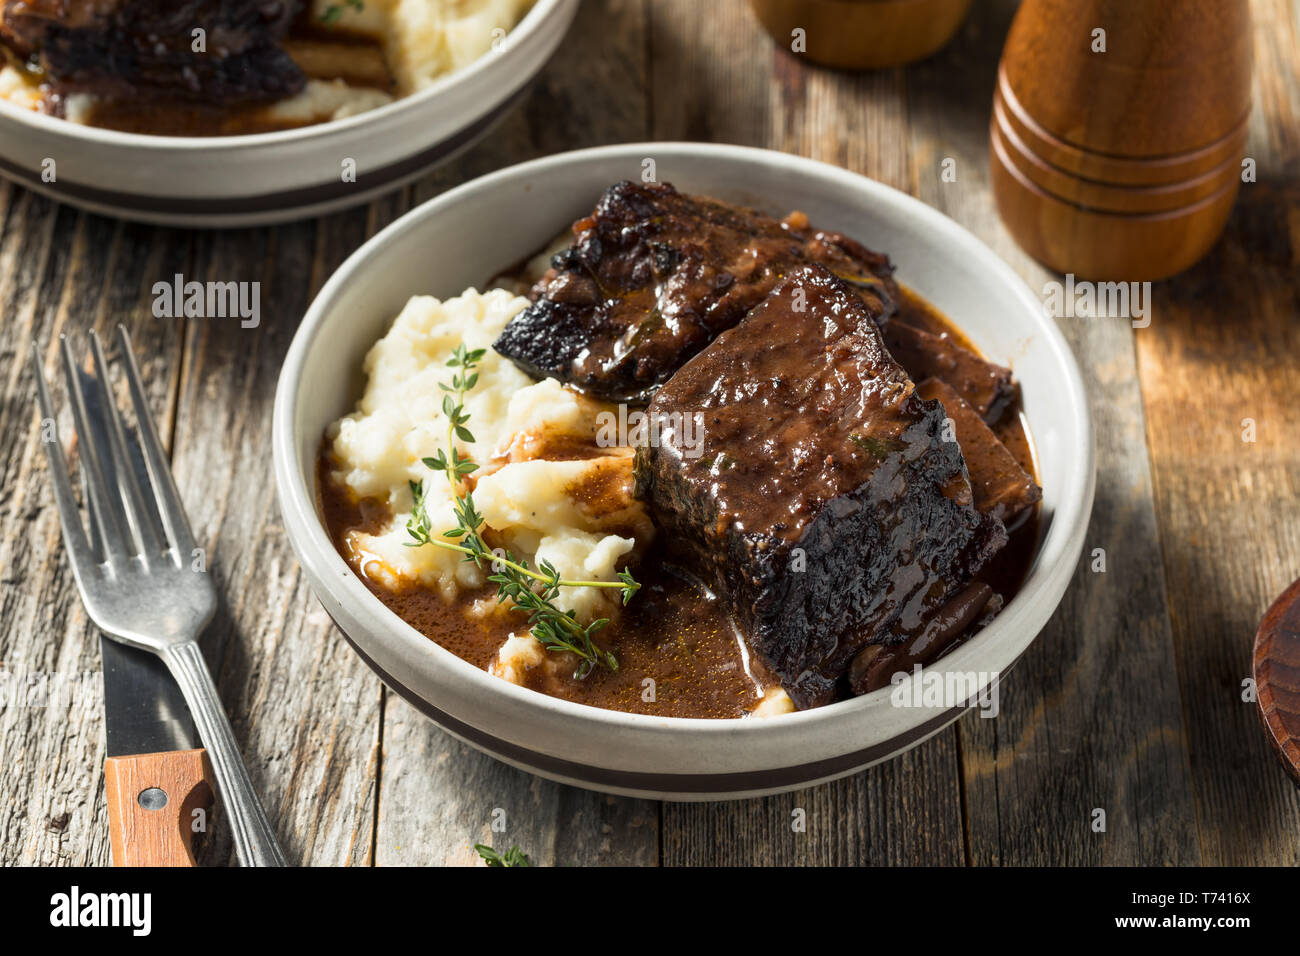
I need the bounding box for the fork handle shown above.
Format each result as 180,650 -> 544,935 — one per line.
105,748 -> 214,866
161,642 -> 288,867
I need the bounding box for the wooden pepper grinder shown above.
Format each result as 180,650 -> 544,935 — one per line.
990,0 -> 1253,281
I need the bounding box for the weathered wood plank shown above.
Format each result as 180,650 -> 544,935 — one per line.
908,0 -> 1202,866
372,0 -> 660,867
375,695 -> 658,866
1130,0 -> 1300,866
0,201 -> 191,865
170,213 -> 383,866
661,744 -> 965,867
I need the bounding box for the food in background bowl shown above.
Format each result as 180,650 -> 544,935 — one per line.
319,181 -> 1042,719
0,0 -> 534,134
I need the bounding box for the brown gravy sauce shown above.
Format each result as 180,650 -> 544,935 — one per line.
320,469 -> 773,719
318,285 -> 1041,719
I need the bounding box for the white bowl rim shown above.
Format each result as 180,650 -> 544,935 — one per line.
273,141 -> 1096,739
0,0 -> 566,151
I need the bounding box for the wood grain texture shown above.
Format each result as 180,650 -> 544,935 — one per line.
0,0 -> 1297,868
661,742 -> 965,867
1130,0 -> 1300,863
375,695 -> 657,866
104,749 -> 214,867
172,215 -> 387,866
0,204 -> 188,866
912,0 -> 1203,866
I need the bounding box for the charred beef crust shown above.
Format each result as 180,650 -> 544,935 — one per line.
1,1 -> 305,104
916,377 -> 1041,527
636,265 -> 1007,708
493,181 -> 900,404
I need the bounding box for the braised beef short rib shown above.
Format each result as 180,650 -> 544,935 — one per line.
884,319 -> 1016,422
916,377 -> 1041,527
635,264 -> 1008,708
0,1 -> 305,105
493,181 -> 900,403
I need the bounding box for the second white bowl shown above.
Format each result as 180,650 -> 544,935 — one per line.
0,0 -> 577,227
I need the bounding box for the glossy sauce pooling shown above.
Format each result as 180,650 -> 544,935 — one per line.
319,459 -> 773,718
514,561 -> 776,717
319,285 -> 1041,717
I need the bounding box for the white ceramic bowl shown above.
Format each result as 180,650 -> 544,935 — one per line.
273,143 -> 1095,800
0,0 -> 577,228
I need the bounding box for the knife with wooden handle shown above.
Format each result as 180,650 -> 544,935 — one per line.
99,594 -> 215,866
78,366 -> 218,867
105,748 -> 215,867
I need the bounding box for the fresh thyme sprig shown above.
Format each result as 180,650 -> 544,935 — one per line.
475,843 -> 530,867
319,0 -> 364,25
405,345 -> 639,678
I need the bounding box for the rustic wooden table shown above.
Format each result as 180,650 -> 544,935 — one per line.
3,0 -> 1298,867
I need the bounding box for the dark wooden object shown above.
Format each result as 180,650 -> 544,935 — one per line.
991,0 -> 1254,280
748,0 -> 972,70
1256,580 -> 1300,786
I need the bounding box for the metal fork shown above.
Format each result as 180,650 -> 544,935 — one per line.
32,326 -> 287,867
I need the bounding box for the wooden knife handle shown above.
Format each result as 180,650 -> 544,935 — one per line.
104,748 -> 215,867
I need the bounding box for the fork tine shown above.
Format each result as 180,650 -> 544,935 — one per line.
89,329 -> 166,559
116,325 -> 196,559
59,335 -> 132,561
73,364 -> 110,565
31,344 -> 97,571
77,449 -> 105,562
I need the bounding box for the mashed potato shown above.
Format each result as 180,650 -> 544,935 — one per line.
327,288 -> 648,628
274,0 -> 539,124
260,79 -> 394,125
379,0 -> 536,95
300,0 -> 538,99
492,632 -> 546,684
0,66 -> 42,112
751,688 -> 796,717
329,287 -> 796,716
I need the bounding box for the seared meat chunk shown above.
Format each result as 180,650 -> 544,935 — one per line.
493,181 -> 899,403
883,319 -> 1016,422
635,265 -> 1007,709
917,378 -> 1041,528
1,0 -> 305,104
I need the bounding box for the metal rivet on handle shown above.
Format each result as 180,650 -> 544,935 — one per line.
138,787 -> 168,810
